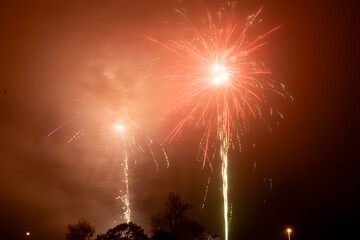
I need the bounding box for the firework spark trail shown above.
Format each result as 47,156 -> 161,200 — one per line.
116,147 -> 131,223
148,141 -> 159,171
47,111 -> 82,136
201,177 -> 211,211
66,128 -> 85,144
113,122 -> 169,222
220,117 -> 229,240
148,4 -> 290,239
162,147 -> 170,168
114,124 -> 133,223
122,150 -> 131,223
47,125 -> 63,136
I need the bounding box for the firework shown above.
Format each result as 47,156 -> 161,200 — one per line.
148,4 -> 290,240
106,111 -> 169,223
48,107 -> 168,224
112,122 -> 132,223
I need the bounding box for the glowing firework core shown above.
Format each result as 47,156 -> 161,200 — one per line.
211,64 -> 229,85
114,124 -> 124,132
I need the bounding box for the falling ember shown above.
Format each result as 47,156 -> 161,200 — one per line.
148,3 -> 291,239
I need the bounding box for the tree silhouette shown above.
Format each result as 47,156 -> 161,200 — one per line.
151,230 -> 175,240
65,219 -> 95,240
151,192 -> 206,240
95,222 -> 148,240
178,218 -> 205,240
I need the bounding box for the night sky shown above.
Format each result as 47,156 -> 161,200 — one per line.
0,0 -> 359,240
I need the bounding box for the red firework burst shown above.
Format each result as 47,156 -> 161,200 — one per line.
148,6 -> 289,167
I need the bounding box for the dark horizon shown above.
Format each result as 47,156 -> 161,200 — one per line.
0,0 -> 358,239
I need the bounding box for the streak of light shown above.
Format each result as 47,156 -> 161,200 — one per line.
162,147 -> 170,168
66,128 -> 85,144
201,177 -> 211,211
47,125 -> 63,136
220,122 -> 229,240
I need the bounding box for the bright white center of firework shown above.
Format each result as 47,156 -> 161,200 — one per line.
211,64 -> 229,85
212,64 -> 221,72
115,124 -> 124,131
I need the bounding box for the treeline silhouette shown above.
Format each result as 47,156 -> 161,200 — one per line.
65,192 -> 220,240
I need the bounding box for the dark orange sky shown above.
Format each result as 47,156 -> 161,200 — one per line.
0,0 -> 358,240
